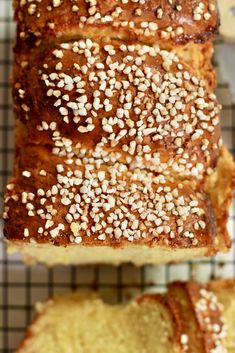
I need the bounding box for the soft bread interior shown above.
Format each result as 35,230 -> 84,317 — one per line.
15,281 -> 235,353
16,293 -> 180,353
7,241 -> 210,266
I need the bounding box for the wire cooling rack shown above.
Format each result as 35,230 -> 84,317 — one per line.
0,1 -> 235,352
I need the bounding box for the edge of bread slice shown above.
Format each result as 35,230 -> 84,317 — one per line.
15,279 -> 235,353
6,145 -> 235,266
209,279 -> 235,353
16,291 -> 183,353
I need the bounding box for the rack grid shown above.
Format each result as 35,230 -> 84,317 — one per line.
0,1 -> 234,352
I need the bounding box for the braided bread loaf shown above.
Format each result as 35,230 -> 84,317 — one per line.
16,279 -> 235,353
3,0 -> 234,265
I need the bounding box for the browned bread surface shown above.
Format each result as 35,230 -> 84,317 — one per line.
14,0 -> 219,47
4,143 -> 233,265
168,281 -> 228,353
13,40 -> 220,174
3,0 -> 235,264
167,283 -> 206,353
5,38 -> 235,264
4,145 -> 233,264
3,143 -> 217,248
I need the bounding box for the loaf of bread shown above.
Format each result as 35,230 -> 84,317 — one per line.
16,279 -> 235,353
3,1 -> 235,265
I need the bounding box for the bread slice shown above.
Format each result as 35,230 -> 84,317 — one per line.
16,279 -> 235,353
5,146 -> 232,265
16,292 -> 183,353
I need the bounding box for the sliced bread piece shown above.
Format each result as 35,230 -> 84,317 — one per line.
16,292 -> 183,353
16,279 -> 235,353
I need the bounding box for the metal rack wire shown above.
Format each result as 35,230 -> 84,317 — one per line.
0,1 -> 234,352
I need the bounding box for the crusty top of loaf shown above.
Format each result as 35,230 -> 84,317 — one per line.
5,0 -> 234,252
13,39 -> 221,179
4,37 -> 231,249
14,0 -> 219,46
3,143 -> 217,247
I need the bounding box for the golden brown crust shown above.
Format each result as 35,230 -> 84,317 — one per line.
14,0 -> 219,49
3,143 -> 217,249
188,282 -> 227,353
209,279 -> 235,353
168,281 -> 227,353
167,282 -> 205,353
13,39 -> 221,176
